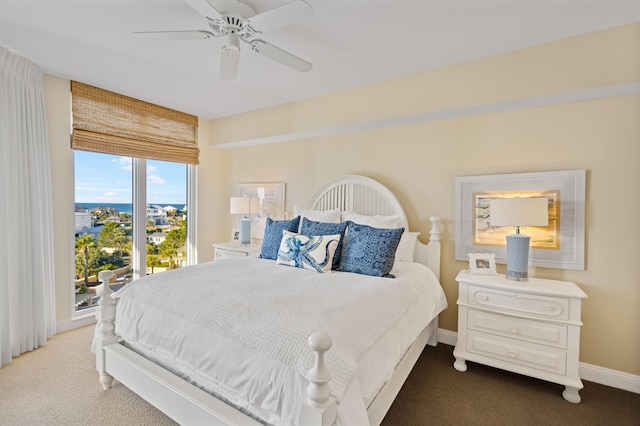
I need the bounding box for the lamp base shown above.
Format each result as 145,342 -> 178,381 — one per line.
239,218 -> 251,246
505,271 -> 529,282
505,233 -> 530,282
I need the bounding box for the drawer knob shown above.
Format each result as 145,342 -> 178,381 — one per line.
481,295 -> 489,301
509,326 -> 518,334
545,305 -> 554,311
509,350 -> 517,358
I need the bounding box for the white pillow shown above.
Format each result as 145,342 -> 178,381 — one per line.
342,211 -> 404,229
395,231 -> 419,263
276,230 -> 341,273
293,206 -> 341,231
391,231 -> 420,273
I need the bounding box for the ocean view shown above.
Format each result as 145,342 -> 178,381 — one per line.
76,202 -> 185,215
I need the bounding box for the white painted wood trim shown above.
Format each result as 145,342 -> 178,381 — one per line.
367,321 -> 437,425
104,343 -> 262,425
579,362 -> 640,395
306,174 -> 408,228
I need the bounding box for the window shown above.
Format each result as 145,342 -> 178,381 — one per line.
73,153 -> 192,312
71,82 -> 198,313
74,152 -> 133,311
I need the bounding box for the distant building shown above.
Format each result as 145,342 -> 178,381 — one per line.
147,232 -> 167,245
164,205 -> 177,213
90,206 -> 119,216
84,224 -> 104,240
147,205 -> 168,225
74,205 -> 94,234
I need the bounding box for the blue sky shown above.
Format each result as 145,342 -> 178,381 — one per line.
74,151 -> 186,204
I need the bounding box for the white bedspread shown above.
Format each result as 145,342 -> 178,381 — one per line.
114,257 -> 447,425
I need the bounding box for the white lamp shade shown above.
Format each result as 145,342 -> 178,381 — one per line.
230,197 -> 251,215
490,197 -> 549,227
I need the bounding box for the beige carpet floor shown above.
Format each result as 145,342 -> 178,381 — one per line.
0,325 -> 638,425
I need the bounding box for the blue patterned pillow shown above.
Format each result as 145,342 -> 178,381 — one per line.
338,222 -> 405,277
260,216 -> 301,260
300,217 -> 348,270
276,231 -> 341,273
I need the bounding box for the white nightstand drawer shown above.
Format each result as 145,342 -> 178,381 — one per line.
215,248 -> 249,259
467,331 -> 567,375
468,309 -> 568,349
213,242 -> 261,260
468,285 -> 569,320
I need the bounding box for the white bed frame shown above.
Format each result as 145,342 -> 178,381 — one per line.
94,175 -> 442,426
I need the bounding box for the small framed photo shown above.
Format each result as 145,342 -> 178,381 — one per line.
469,253 -> 497,275
231,229 -> 240,241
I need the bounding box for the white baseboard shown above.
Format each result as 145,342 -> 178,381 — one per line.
56,314 -> 96,334
579,362 -> 640,394
436,328 -> 458,346
436,328 -> 640,395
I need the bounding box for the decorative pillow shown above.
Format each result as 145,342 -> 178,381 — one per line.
300,218 -> 348,270
259,216 -> 301,260
338,222 -> 405,278
341,211 -> 404,229
293,206 -> 341,228
276,230 -> 341,273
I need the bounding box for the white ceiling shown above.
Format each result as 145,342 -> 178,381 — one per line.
1,0 -> 638,120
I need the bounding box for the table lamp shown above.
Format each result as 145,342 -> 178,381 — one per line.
230,196 -> 258,245
489,197 -> 549,281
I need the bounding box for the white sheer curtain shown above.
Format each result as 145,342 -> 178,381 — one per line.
0,46 -> 56,367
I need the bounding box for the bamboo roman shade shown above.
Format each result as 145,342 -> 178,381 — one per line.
71,81 -> 199,164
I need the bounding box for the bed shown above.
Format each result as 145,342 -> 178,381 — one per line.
93,175 -> 447,425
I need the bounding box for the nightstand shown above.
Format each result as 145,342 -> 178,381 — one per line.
212,241 -> 261,260
453,270 -> 588,403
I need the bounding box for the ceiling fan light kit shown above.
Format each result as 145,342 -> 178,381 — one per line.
135,0 -> 314,80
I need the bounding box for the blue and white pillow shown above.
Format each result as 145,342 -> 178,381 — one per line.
338,222 -> 405,278
260,216 -> 301,260
300,217 -> 348,270
276,230 -> 341,273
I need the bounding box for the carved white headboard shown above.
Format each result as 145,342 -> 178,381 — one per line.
306,175 -> 441,279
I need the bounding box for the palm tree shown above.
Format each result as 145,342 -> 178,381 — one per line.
75,234 -> 96,287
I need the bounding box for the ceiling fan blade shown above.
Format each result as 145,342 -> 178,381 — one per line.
183,0 -> 223,20
220,35 -> 240,80
248,0 -> 313,33
251,40 -> 312,72
133,30 -> 214,40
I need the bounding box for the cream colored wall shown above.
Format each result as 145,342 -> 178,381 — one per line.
45,75 -> 75,323
195,120 -> 232,260
208,24 -> 640,375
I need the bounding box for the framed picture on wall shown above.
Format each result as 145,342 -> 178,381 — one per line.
237,183 -> 286,240
237,182 -> 286,219
454,170 -> 586,270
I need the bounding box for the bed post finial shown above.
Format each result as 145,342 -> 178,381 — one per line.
429,217 -> 441,243
95,270 -> 117,390
301,332 -> 337,426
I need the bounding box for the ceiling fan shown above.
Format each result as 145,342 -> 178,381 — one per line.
135,0 -> 313,80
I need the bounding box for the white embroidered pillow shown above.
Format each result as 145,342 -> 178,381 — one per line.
276,230 -> 341,273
